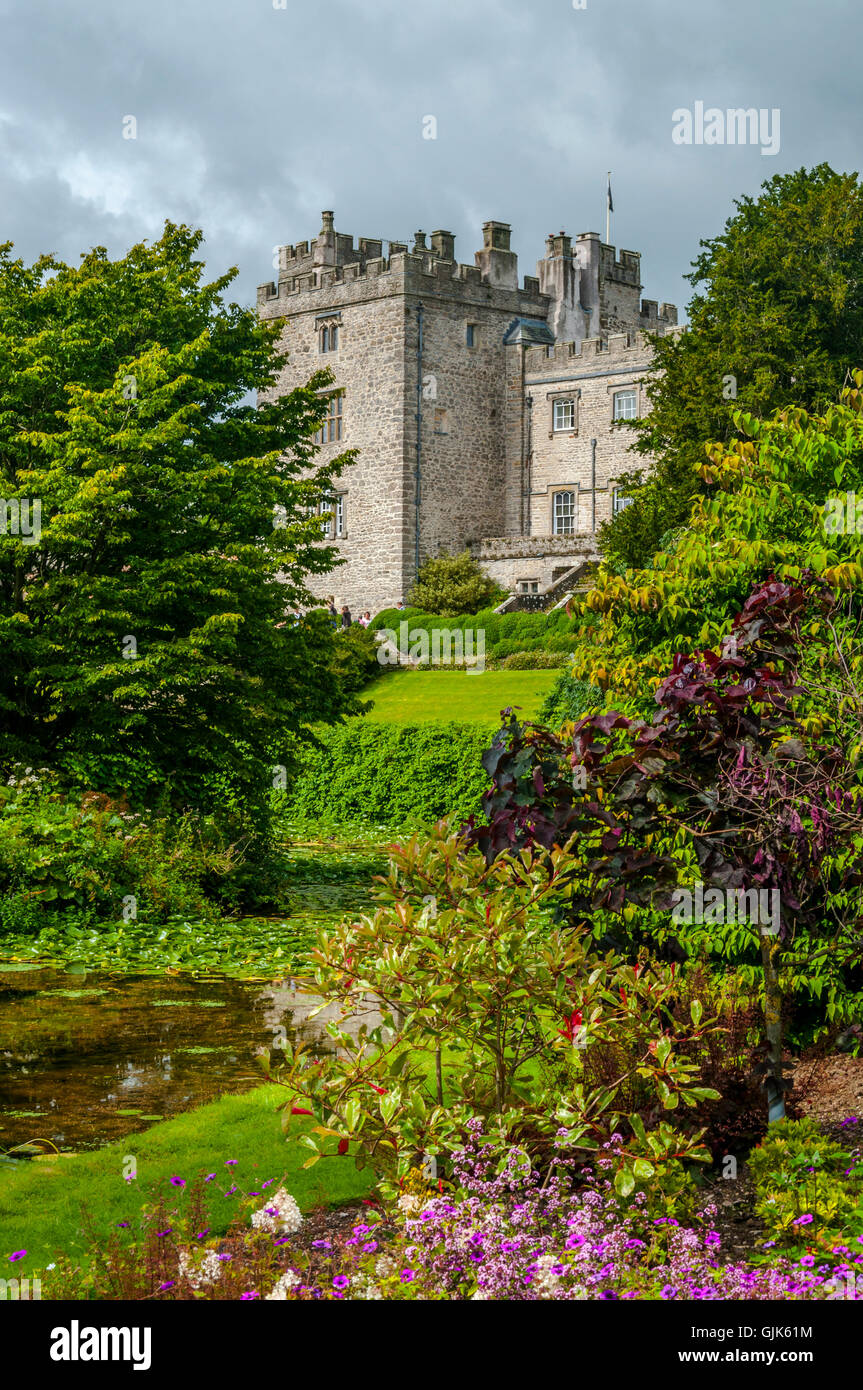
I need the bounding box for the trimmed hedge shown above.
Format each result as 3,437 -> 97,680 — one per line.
284,721 -> 495,827
369,607 -> 578,664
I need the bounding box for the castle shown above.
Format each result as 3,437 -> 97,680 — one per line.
257,213 -> 679,612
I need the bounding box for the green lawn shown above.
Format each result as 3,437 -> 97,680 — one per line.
361,668 -> 559,724
0,1085 -> 373,1278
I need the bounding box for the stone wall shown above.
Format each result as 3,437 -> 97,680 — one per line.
471,534 -> 597,592
257,213 -> 679,612
504,327 -> 682,539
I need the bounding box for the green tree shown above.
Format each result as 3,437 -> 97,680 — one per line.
0,223 -> 360,829
407,549 -> 504,616
600,165 -> 863,570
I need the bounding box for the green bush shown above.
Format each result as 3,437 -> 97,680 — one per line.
539,670 -> 604,726
281,722 -> 494,828
747,1118 -> 863,1240
499,650 -> 571,670
407,550 -> 505,616
0,770 -> 235,931
368,608 -> 579,670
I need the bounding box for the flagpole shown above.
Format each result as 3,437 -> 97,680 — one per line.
606,170 -> 611,244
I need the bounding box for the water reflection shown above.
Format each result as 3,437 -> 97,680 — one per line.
0,966 -> 380,1152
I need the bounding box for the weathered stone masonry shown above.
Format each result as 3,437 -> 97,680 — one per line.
257,213 -> 678,612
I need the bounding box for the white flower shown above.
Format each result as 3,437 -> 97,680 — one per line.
350,1273 -> 383,1300
265,1269 -> 301,1300
251,1187 -> 303,1235
397,1194 -> 422,1216
178,1248 -> 224,1290
375,1253 -> 398,1279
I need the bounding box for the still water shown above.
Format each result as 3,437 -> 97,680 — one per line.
0,965 -> 380,1153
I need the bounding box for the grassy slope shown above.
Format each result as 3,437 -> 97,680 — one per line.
0,1085 -> 373,1276
360,668 -> 558,724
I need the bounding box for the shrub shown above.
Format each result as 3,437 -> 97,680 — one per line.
407,550 -> 505,616
538,670 -> 603,727
281,722 -> 494,829
328,624 -> 379,698
748,1119 -> 863,1241
275,826 -> 718,1190
499,650 -> 570,670
0,769 -> 235,929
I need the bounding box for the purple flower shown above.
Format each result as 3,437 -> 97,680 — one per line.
156,1229 -> 172,1238
194,1229 -> 210,1240
799,1256 -> 816,1268
312,1240 -> 332,1250
400,1269 -> 416,1283
204,1173 -> 216,1182
225,1159 -> 238,1166
157,1281 -> 175,1292
333,1275 -> 349,1290
169,1176 -> 185,1188
8,1251 -> 26,1263
362,1242 -> 378,1254
793,1214 -> 814,1226
241,1291 -> 259,1300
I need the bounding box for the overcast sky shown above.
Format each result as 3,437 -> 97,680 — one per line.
1,0 -> 860,319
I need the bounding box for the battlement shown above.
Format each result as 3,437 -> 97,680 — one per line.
639,298 -> 678,327
520,329 -> 672,374
258,215 -> 548,312
598,241 -> 642,285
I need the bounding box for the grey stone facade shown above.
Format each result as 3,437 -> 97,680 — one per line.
257,213 -> 678,613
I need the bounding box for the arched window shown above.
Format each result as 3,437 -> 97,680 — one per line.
552,491 -> 576,536
320,322 -> 339,353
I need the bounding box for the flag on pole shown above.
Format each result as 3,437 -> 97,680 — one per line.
607,172 -> 613,214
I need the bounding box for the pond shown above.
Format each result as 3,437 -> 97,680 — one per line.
0,966 -> 387,1154
0,845 -> 387,1153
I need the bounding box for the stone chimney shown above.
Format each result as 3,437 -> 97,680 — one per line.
313,210 -> 337,267
538,227 -> 598,344
430,229 -> 455,261
475,220 -> 518,290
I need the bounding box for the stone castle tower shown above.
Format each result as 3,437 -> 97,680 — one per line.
257,212 -> 678,612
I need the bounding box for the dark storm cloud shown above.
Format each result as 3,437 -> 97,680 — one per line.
0,0 -> 861,316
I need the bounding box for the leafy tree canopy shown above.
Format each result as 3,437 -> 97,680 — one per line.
600,164 -> 863,570
0,223 -> 360,824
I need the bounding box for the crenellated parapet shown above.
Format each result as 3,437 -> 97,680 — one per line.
518,327 -> 680,375
257,213 -> 549,318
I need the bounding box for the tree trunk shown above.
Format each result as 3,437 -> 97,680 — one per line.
760,929 -> 786,1124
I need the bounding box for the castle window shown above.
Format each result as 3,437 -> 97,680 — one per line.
518,579 -> 540,595
552,491 -> 576,536
316,494 -> 346,539
433,408 -> 449,434
613,389 -> 637,421
466,324 -> 477,348
314,392 -> 343,445
320,323 -> 339,352
613,488 -> 634,515
553,398 -> 576,432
